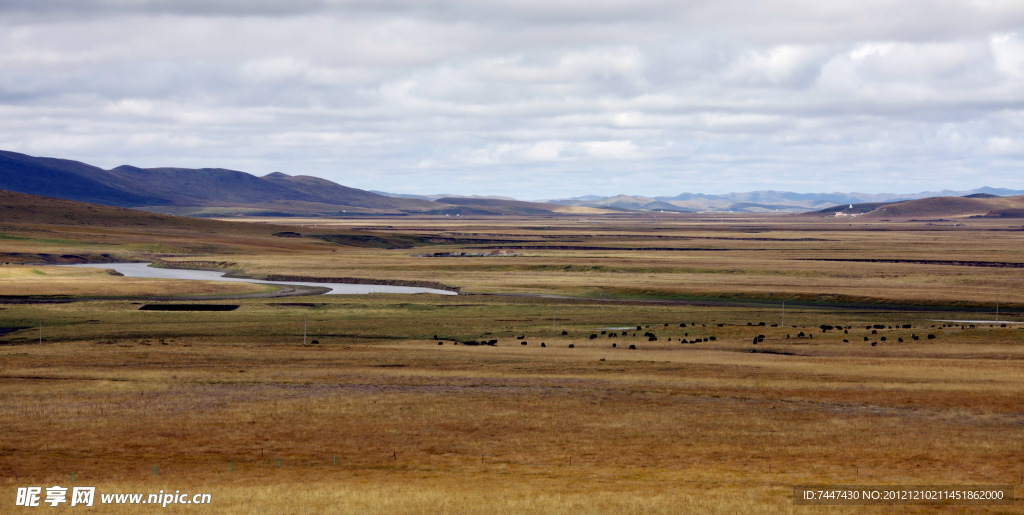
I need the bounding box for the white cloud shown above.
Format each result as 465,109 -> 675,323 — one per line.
105,98 -> 157,117
990,31 -> 1024,79
1,0 -> 1024,197
580,140 -> 640,159
985,136 -> 1024,156
849,42 -> 897,61
727,44 -> 830,86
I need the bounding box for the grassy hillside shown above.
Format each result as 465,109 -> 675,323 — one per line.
263,173 -> 439,212
0,150 -> 163,206
0,190 -> 332,263
816,195 -> 1024,219
864,195 -> 1024,219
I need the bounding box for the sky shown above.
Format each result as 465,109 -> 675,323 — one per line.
2,0 -> 1023,199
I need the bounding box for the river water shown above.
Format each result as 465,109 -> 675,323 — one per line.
60,263 -> 457,296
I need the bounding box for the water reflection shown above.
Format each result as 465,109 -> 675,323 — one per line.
60,263 -> 457,296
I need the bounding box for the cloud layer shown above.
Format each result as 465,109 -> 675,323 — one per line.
2,0 -> 1023,197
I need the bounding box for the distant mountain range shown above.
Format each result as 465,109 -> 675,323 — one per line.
0,150 -> 595,216
2,149 -> 1023,217
373,187 -> 1024,213
0,149 -> 442,215
532,188 -> 1024,213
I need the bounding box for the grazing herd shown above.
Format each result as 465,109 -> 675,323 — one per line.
431,318 -> 1015,351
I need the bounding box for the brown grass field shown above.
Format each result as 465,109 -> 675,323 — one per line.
0,266 -> 277,298
1,205 -> 1023,512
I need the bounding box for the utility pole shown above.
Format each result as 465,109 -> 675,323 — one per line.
303,315 -> 307,345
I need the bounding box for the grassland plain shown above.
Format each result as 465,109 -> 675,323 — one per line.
1,206 -> 1023,512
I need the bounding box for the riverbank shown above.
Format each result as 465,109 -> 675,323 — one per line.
42,262 -> 457,299
151,259 -> 461,293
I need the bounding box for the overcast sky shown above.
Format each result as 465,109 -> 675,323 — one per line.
2,0 -> 1023,199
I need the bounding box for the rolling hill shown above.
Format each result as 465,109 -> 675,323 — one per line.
430,197 -> 606,215
0,150 -> 438,216
814,195 -> 1024,219
0,189 -> 329,264
0,189 -> 251,229
0,150 -> 165,207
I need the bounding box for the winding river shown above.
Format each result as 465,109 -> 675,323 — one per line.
61,263 -> 457,296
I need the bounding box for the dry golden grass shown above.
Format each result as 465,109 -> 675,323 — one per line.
3,213 -> 1024,512
0,266 -> 275,297
1,294 -> 1022,512
172,215 -> 1024,308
